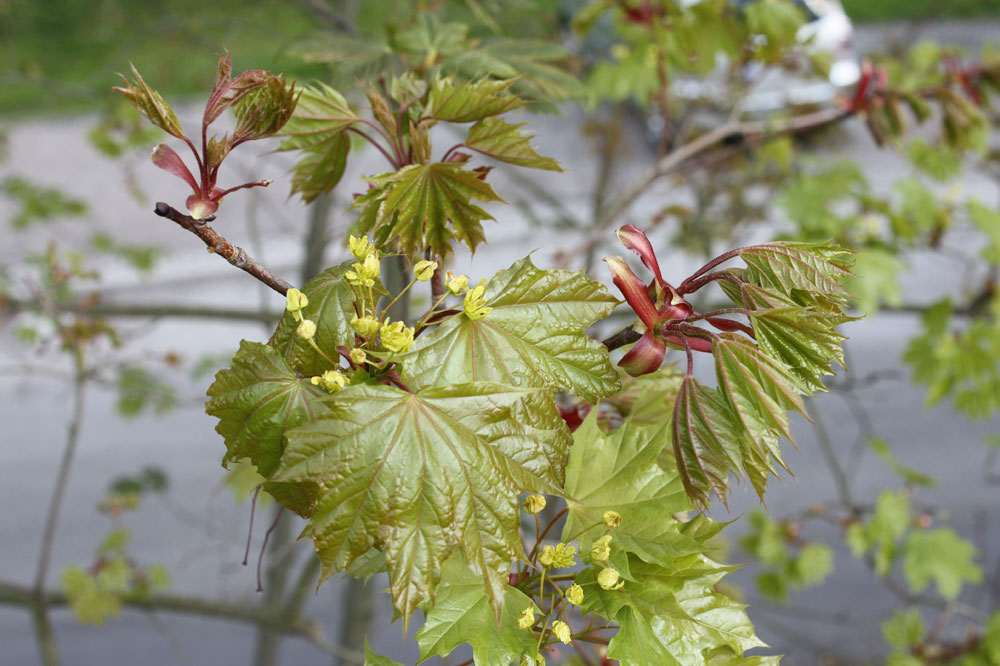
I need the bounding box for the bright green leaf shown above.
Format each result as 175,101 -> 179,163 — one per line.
353,162 -> 504,258
563,413 -> 693,567
272,382 -> 570,629
902,527 -> 983,600
364,639 -> 404,666
416,551 -> 537,665
425,78 -> 525,123
402,256 -> 620,402
206,340 -> 328,478
464,117 -> 561,170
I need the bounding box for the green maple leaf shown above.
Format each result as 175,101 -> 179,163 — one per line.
401,257 -> 620,402
415,551 -> 537,665
425,78 -> 526,123
749,307 -> 851,392
269,260 -> 385,377
271,382 -> 570,629
739,242 -> 852,308
279,83 -> 358,203
902,528 -> 983,600
713,335 -> 808,445
352,162 -> 504,258
672,377 -> 759,508
464,117 -> 561,170
578,556 -> 768,666
206,340 -> 328,478
562,413 -> 695,568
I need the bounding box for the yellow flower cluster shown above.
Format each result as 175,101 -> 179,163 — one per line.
463,279 -> 492,320
380,320 -> 414,354
311,370 -> 347,392
414,259 -> 438,281
345,253 -> 380,288
538,542 -> 576,569
591,535 -> 612,563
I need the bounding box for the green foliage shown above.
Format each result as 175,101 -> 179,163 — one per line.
353,162 -> 505,258
739,512 -> 834,601
115,365 -> 177,418
206,340 -> 328,477
463,118 -> 562,170
901,528 -> 983,601
364,639 -> 405,666
402,257 -> 620,402
271,382 -> 570,629
2,177 -> 88,229
415,551 -> 538,665
845,489 -> 912,576
278,83 -> 358,203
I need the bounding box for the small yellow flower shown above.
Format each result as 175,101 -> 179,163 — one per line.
551,620 -> 571,644
348,235 -> 376,260
603,511 -> 622,528
349,348 -> 367,365
591,535 -> 612,563
311,370 -> 347,392
565,583 -> 584,606
517,604 -> 537,630
597,567 -> 624,590
380,320 -> 415,354
350,315 -> 380,338
414,260 -> 438,282
297,319 -> 317,340
524,494 -> 546,515
540,543 -> 576,569
345,254 -> 380,287
285,288 -> 309,313
445,270 -> 469,295
463,278 -> 492,320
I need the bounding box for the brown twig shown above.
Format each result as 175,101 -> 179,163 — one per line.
602,326 -> 641,351
154,203 -> 294,296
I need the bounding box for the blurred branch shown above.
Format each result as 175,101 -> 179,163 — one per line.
559,106 -> 851,266
153,203 -> 294,296
0,580 -> 363,663
298,0 -> 356,33
3,298 -> 280,323
31,345 -> 86,666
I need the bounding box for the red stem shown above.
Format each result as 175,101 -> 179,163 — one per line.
678,249 -> 743,294
678,270 -> 745,296
347,127 -> 399,169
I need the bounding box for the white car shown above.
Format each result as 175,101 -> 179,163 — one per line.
673,0 -> 861,113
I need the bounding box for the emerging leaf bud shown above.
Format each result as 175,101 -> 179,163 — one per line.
348,234 -> 377,260
597,567 -> 624,590
591,535 -> 612,562
551,620 -> 572,644
414,260 -> 438,282
463,279 -> 493,320
446,271 -> 469,295
379,320 -> 415,354
524,494 -> 546,514
565,583 -> 584,606
517,604 -> 537,630
297,319 -> 317,340
186,197 -> 219,221
311,369 -> 347,392
351,315 -> 380,338
603,511 -> 622,528
349,348 -> 367,365
285,288 -> 309,313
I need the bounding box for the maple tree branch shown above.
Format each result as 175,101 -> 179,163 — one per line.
0,580 -> 364,664
560,106 -> 852,266
601,325 -> 641,351
154,203 -> 294,296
